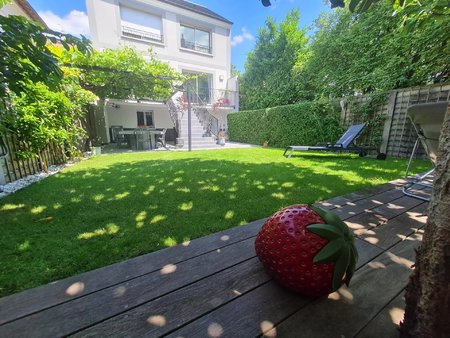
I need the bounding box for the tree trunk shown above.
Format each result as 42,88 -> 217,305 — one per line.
400,105 -> 450,337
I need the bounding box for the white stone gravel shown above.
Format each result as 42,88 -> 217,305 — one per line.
0,162 -> 75,199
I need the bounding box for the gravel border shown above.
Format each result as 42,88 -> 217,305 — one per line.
0,162 -> 76,199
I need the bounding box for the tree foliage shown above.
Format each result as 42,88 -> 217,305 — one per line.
0,13 -> 93,168
240,10 -> 308,110
56,46 -> 182,100
297,0 -> 448,98
0,15 -> 90,101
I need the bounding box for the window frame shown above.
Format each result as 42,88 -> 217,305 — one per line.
137,111 -> 154,128
180,24 -> 212,55
120,6 -> 164,44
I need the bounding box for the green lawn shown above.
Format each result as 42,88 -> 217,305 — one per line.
0,148 -> 430,297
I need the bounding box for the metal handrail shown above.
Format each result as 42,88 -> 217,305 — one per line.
189,90 -> 219,137
166,91 -> 184,136
180,40 -> 211,54
122,26 -> 164,43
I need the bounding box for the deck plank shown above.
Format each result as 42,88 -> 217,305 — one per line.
358,205 -> 427,250
164,239 -> 382,338
71,257 -> 270,338
0,238 -> 256,337
165,281 -> 311,338
269,229 -> 422,338
345,198 -> 425,237
316,179 -> 406,210
355,292 -> 406,338
0,219 -> 265,325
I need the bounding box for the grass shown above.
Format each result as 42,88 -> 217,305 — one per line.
0,148 -> 430,297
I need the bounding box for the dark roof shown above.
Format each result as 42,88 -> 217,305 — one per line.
15,0 -> 47,27
157,0 -> 232,25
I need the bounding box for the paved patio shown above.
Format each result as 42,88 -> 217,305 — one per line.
0,178 -> 428,337
101,141 -> 255,154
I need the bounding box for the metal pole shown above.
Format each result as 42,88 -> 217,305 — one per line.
187,83 -> 192,151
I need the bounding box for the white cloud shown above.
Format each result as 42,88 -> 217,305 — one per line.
39,10 -> 90,37
231,27 -> 254,47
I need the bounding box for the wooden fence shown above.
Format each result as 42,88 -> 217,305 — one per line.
341,83 -> 450,159
0,134 -> 64,185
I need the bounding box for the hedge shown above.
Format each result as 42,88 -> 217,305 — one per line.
228,100 -> 343,148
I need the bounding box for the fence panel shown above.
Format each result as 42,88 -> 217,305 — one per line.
0,134 -> 62,185
341,83 -> 450,159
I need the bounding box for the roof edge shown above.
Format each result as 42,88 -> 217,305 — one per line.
158,0 -> 233,25
15,0 -> 47,27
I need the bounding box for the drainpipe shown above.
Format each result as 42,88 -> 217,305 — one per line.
187,83 -> 192,151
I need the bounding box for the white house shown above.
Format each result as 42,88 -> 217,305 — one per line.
86,0 -> 239,149
0,0 -> 46,26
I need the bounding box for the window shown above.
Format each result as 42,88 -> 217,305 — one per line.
183,71 -> 212,104
137,111 -> 153,127
120,6 -> 163,43
180,25 -> 211,54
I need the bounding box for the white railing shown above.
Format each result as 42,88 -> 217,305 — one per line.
122,26 -> 163,43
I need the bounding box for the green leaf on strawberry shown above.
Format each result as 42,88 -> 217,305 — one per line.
307,205 -> 359,292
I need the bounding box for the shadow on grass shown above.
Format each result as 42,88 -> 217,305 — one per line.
0,151 -> 430,296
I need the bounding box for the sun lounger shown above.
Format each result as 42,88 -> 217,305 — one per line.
283,123 -> 384,159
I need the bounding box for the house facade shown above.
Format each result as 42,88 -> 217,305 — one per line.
0,0 -> 46,26
86,0 -> 239,148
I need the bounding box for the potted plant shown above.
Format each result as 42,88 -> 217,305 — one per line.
217,129 -> 226,146
91,137 -> 102,155
263,140 -> 269,148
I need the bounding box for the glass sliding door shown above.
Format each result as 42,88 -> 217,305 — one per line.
183,71 -> 212,104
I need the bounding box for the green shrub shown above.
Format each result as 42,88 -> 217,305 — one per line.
228,100 -> 343,148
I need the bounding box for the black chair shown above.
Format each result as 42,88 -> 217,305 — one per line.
283,123 -> 385,159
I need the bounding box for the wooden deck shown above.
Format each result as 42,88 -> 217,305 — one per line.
0,179 -> 429,338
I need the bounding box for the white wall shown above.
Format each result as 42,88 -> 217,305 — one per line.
106,102 -> 173,129
86,0 -> 232,91
0,1 -> 30,18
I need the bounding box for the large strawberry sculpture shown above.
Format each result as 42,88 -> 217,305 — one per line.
255,204 -> 358,297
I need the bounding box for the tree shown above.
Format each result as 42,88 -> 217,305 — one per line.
399,107 -> 450,338
297,0 -> 449,98
53,46 -> 183,145
0,8 -> 92,170
0,15 -> 90,101
55,46 -> 181,101
231,64 -> 241,78
240,10 -> 308,109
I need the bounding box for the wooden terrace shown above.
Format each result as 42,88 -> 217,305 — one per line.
0,178 -> 428,337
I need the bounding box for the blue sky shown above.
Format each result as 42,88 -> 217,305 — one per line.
28,0 -> 330,72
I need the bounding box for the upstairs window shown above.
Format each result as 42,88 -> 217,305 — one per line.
120,6 -> 163,43
180,25 -> 211,54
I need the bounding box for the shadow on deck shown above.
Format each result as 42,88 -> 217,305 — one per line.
0,178 -> 428,337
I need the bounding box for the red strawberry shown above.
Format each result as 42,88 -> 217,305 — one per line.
255,204 -> 358,297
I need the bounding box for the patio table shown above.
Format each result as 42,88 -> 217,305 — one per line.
118,130 -> 163,150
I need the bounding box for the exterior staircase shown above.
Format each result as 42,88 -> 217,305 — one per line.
167,91 -> 222,150
178,108 -> 219,149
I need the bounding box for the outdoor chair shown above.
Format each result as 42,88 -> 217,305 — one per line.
402,101 -> 448,201
135,129 -> 151,150
283,123 -> 385,159
156,128 -> 168,149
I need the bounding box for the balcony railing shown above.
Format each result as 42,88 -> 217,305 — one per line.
122,26 -> 163,43
182,88 -> 238,110
180,39 -> 211,54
